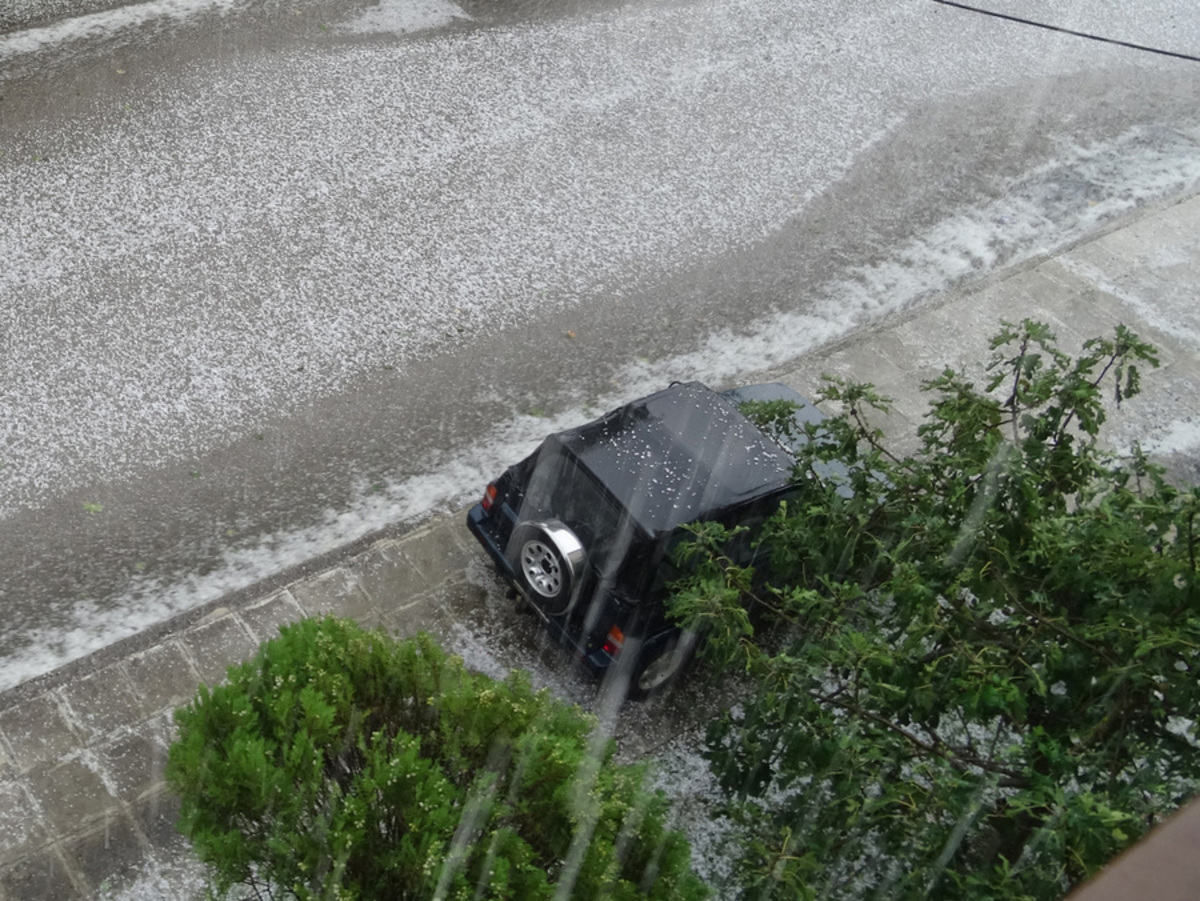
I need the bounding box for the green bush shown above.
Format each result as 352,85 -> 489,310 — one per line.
167,618 -> 708,900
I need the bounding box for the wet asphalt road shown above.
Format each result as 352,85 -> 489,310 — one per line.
0,0 -> 1198,686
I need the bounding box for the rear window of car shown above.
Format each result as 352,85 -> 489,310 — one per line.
519,442 -> 634,561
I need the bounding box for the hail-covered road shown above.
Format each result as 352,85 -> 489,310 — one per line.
0,0 -> 1197,688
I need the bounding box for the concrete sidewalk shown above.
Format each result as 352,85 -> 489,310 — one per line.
0,190 -> 1197,899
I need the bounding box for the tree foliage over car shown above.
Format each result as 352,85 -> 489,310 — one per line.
167,618 -> 708,901
669,320 -> 1199,899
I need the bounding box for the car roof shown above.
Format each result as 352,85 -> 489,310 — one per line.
548,381 -> 798,535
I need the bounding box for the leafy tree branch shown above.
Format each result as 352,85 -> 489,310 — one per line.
672,319 -> 1195,899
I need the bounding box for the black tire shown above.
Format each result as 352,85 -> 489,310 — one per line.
629,632 -> 696,699
508,520 -> 586,616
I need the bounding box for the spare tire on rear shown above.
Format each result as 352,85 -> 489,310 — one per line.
508,520 -> 586,616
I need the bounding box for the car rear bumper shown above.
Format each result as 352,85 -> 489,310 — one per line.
466,502 -> 515,578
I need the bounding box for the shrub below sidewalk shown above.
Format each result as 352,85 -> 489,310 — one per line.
167,618 -> 708,900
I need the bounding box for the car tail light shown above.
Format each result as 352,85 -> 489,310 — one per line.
481,483 -> 498,512
602,625 -> 625,657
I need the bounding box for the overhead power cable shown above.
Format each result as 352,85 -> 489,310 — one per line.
931,0 -> 1200,64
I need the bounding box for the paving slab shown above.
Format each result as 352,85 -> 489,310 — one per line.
57,666 -> 144,746
995,264 -> 1123,346
238,589 -> 306,644
176,614 -> 260,687
782,332 -> 928,457
23,756 -> 119,836
0,845 -> 79,901
290,565 -> 378,623
384,580 -> 482,646
63,812 -> 147,895
0,694 -> 80,774
130,790 -> 184,854
394,518 -> 476,589
122,642 -> 202,716
0,781 -> 47,867
93,721 -> 171,804
355,541 -> 432,616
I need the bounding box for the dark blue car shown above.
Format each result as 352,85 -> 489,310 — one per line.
466,380 -> 826,698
